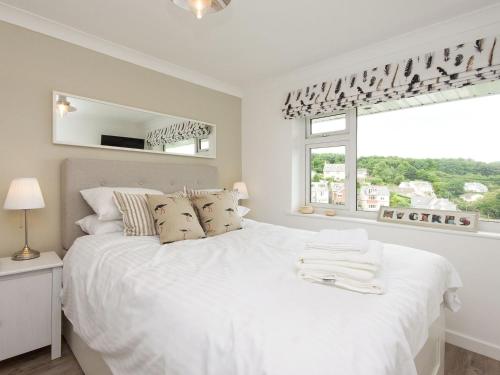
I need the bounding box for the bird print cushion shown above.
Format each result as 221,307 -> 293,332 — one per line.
146,194 -> 205,244
191,190 -> 242,236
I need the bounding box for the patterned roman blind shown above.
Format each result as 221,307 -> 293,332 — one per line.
146,121 -> 211,146
282,36 -> 499,119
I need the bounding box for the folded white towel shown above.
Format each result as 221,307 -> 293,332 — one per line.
297,263 -> 376,282
301,240 -> 383,267
297,240 -> 385,294
306,229 -> 369,252
300,259 -> 378,272
299,272 -> 385,295
304,244 -> 363,253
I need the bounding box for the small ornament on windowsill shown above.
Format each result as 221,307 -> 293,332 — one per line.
324,209 -> 336,217
299,206 -> 314,214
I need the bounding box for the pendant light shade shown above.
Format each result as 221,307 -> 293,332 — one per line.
171,0 -> 231,19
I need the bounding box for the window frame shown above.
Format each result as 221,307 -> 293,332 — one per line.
303,100 -> 500,228
306,112 -> 349,139
305,141 -> 349,209
304,108 -> 357,212
198,137 -> 210,152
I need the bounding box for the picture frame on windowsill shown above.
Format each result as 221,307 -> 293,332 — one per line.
377,206 -> 479,232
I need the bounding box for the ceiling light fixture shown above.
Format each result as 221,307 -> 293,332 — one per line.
171,0 -> 231,19
55,95 -> 77,118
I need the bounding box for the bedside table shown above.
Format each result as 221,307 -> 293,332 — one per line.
0,251 -> 63,361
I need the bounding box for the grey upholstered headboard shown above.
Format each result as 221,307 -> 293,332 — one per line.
61,158 -> 218,249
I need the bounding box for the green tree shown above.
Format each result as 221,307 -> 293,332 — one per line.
445,178 -> 465,197
471,192 -> 500,219
390,193 -> 411,208
393,174 -> 405,185
312,173 -> 323,182
355,155 -> 500,219
311,153 -> 345,174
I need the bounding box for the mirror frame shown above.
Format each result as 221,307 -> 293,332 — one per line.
52,91 -> 217,159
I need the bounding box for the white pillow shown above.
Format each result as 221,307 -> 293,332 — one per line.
186,187 -> 224,196
237,205 -> 251,217
80,186 -> 163,220
187,188 -> 239,202
76,215 -> 124,235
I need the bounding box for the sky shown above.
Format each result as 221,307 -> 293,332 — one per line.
357,94 -> 500,163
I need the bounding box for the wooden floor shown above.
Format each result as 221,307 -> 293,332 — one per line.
0,340 -> 83,375
0,341 -> 499,375
445,344 -> 500,375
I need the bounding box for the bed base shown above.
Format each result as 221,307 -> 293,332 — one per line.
63,316 -> 111,375
414,305 -> 446,375
64,306 -> 445,375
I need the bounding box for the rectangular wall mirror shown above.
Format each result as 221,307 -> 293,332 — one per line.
52,92 -> 216,158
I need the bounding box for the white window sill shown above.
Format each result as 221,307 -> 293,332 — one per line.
287,211 -> 500,240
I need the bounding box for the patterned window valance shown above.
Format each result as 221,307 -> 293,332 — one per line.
146,121 -> 211,146
282,36 -> 499,119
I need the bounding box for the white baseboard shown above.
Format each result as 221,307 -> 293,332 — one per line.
446,329 -> 500,361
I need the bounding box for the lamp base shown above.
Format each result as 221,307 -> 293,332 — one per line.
12,246 -> 40,261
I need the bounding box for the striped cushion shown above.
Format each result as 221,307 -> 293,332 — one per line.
113,191 -> 157,236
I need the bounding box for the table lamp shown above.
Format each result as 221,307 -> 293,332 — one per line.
3,178 -> 45,261
232,182 -> 249,202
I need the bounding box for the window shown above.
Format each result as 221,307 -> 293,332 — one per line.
304,80 -> 500,222
305,110 -> 352,209
163,139 -> 196,154
307,145 -> 347,206
308,113 -> 346,137
198,138 -> 209,152
357,92 -> 500,221
162,137 -> 211,155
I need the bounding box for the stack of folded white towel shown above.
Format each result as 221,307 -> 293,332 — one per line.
297,229 -> 385,294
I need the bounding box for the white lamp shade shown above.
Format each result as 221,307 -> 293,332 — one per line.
233,182 -> 249,200
3,178 -> 45,210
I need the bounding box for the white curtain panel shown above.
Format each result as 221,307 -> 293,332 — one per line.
282,36 -> 499,119
146,121 -> 211,146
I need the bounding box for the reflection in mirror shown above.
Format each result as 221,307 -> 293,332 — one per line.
52,92 -> 216,158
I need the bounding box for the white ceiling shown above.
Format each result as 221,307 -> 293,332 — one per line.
2,0 -> 499,93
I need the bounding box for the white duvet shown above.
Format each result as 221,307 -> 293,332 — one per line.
63,220 -> 462,375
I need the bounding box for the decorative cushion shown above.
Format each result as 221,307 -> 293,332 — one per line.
187,188 -> 238,201
81,186 -> 163,221
75,214 -> 124,235
191,191 -> 242,236
113,191 -> 157,236
147,194 -> 205,244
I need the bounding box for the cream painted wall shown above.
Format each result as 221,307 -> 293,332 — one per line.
0,21 -> 241,258
242,7 -> 500,361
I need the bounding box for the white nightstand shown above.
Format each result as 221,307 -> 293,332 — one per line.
0,251 -> 63,361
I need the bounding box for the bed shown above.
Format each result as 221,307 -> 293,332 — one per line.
60,158 -> 461,375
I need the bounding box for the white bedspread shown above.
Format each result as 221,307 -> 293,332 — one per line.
63,220 -> 462,375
